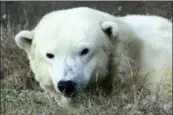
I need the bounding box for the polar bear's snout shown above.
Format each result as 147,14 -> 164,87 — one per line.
57,80 -> 76,97
49,55 -> 91,97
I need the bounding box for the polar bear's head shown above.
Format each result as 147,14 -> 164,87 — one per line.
15,7 -> 119,97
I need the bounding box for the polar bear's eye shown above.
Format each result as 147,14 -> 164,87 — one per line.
80,48 -> 89,56
46,53 -> 55,59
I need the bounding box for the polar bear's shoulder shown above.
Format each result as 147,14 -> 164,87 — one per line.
121,14 -> 171,29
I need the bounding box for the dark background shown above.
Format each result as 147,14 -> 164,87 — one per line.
1,1 -> 172,30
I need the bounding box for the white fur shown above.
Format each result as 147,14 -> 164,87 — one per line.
15,7 -> 172,104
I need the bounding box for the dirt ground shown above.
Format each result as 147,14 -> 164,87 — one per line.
1,1 -> 172,115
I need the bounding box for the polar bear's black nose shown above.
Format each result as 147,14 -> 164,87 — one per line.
57,80 -> 76,97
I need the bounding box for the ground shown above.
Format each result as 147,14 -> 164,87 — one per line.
1,1 -> 172,115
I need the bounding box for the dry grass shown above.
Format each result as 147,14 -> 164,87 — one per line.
1,86 -> 172,115
1,6 -> 172,115
1,22 -> 40,91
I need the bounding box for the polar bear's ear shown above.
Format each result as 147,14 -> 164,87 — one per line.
15,30 -> 33,53
101,21 -> 119,39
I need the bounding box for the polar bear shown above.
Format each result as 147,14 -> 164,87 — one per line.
15,7 -> 172,105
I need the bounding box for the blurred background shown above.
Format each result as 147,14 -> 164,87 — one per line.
1,1 -> 172,29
